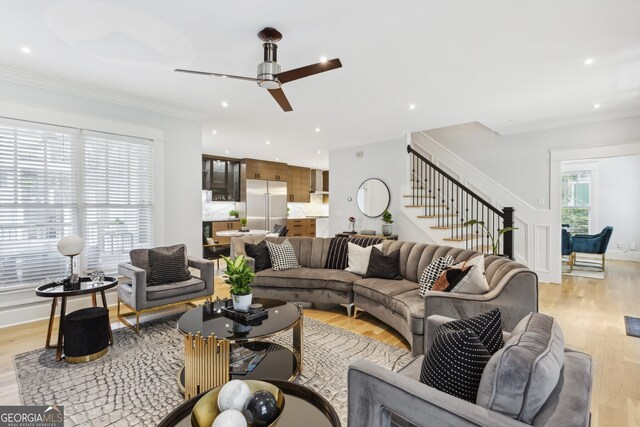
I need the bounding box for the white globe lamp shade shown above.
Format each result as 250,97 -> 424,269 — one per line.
57,235 -> 85,256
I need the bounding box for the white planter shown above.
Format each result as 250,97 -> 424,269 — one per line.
382,224 -> 393,236
232,293 -> 253,312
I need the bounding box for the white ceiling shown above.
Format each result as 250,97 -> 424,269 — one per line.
1,0 -> 639,169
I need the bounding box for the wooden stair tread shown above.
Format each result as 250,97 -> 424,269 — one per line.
443,234 -> 481,242
416,214 -> 458,219
403,194 -> 436,198
404,204 -> 448,208
430,224 -> 466,230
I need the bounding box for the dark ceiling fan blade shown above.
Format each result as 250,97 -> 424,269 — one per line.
268,88 -> 293,112
276,58 -> 342,84
175,69 -> 258,82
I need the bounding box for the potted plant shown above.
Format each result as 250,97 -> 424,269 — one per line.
381,209 -> 393,236
240,218 -> 248,231
229,209 -> 239,218
221,255 -> 256,311
463,219 -> 518,256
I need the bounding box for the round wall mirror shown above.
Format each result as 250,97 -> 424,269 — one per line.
356,178 -> 390,217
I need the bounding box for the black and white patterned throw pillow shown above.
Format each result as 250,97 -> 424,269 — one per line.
441,309 -> 505,354
419,327 -> 491,402
418,255 -> 455,298
266,239 -> 300,271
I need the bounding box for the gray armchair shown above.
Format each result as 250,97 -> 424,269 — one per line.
117,244 -> 214,332
348,315 -> 592,427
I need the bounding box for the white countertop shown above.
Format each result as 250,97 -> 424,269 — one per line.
215,229 -> 270,237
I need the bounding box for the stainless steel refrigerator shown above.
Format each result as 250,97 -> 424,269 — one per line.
246,179 -> 288,231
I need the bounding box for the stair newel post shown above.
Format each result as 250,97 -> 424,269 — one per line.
503,207 -> 515,260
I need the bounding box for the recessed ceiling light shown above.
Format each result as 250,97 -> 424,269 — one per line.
315,128 -> 320,133
593,103 -> 601,109
319,56 -> 328,63
225,150 -> 229,154
409,104 -> 416,110
221,101 -> 228,107
20,46 -> 31,54
265,140 -> 270,145
212,130 -> 217,135
221,75 -> 228,78
317,150 -> 322,154
275,157 -> 279,161
583,58 -> 594,66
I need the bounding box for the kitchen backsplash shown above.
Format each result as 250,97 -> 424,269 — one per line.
202,191 -> 237,221
288,202 -> 329,218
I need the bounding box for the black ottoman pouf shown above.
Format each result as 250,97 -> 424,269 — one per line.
64,306 -> 110,363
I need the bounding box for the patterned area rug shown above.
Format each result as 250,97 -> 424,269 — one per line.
14,315 -> 414,426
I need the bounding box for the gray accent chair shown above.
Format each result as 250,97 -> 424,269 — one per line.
117,244 -> 214,332
231,236 -> 538,356
348,314 -> 592,427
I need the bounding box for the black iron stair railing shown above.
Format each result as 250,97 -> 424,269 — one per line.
407,145 -> 515,259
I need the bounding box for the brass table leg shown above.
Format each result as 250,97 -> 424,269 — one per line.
184,333 -> 230,400
91,293 -> 97,307
55,297 -> 67,362
293,304 -> 304,375
45,297 -> 57,349
100,290 -> 114,345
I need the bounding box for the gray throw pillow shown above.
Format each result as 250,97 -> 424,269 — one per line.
476,313 -> 564,424
148,246 -> 192,286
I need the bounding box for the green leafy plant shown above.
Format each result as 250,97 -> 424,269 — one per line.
463,219 -> 518,255
229,209 -> 239,218
381,210 -> 394,224
221,255 -> 255,296
240,218 -> 248,227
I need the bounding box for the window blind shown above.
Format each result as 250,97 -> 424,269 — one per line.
82,131 -> 154,275
0,122 -> 79,288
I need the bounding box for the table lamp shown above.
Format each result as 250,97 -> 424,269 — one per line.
57,235 -> 85,277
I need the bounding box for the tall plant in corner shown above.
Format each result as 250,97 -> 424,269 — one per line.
463,219 -> 518,256
381,209 -> 394,236
221,255 -> 255,311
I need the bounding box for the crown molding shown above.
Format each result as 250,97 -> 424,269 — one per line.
491,110 -> 640,136
0,65 -> 210,122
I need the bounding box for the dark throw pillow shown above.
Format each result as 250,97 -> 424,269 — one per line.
418,255 -> 455,298
148,246 -> 191,286
364,247 -> 401,280
324,236 -> 383,270
431,265 -> 471,292
419,327 -> 491,402
440,309 -> 505,354
245,241 -> 272,272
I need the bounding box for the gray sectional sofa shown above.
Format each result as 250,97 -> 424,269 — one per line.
231,236 -> 538,356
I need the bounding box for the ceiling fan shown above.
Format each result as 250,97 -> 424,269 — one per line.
175,27 -> 342,112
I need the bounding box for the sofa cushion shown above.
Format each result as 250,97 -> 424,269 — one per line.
353,278 -> 425,334
365,247 -> 401,280
418,255 -> 455,298
253,267 -> 361,292
419,327 -> 492,402
439,308 -> 504,354
245,241 -> 272,272
324,236 -> 384,270
148,246 -> 192,286
130,244 -> 188,283
266,239 -> 301,271
346,242 -> 383,275
476,312 -> 564,424
146,277 -> 205,301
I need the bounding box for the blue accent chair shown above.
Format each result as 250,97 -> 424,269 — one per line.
561,228 -> 573,271
571,226 -> 613,271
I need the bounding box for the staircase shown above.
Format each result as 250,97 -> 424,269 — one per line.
403,145 -> 515,258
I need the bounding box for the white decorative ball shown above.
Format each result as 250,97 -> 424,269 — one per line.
218,380 -> 251,412
212,409 -> 247,427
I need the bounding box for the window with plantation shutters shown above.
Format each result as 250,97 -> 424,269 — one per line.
0,121 -> 79,288
0,119 -> 155,290
82,132 -> 154,275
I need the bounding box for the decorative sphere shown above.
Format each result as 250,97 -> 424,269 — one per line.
212,409 -> 247,427
242,390 -> 279,427
57,235 -> 84,256
218,380 -> 251,412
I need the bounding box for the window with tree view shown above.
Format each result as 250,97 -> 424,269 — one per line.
561,170 -> 591,234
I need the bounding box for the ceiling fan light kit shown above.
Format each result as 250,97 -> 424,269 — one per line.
175,27 -> 342,112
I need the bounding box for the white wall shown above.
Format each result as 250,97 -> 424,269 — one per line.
426,117 -> 640,209
329,136 -> 431,242
596,155 -> 640,260
0,80 -> 203,327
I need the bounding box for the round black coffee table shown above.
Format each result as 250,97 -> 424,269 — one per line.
177,298 -> 303,391
158,379 -> 341,427
35,277 -> 118,362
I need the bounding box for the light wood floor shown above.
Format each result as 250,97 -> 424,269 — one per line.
1,260 -> 638,426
